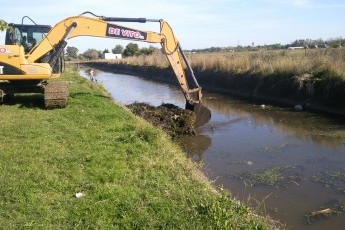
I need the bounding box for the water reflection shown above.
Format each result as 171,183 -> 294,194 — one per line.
202,95 -> 345,148
177,134 -> 212,163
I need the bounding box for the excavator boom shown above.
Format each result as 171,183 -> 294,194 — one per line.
0,12 -> 211,126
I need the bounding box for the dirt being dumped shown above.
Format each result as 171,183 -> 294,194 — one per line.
127,102 -> 196,138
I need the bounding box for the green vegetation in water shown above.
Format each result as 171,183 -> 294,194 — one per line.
260,143 -> 287,153
306,170 -> 345,224
0,65 -> 271,229
311,170 -> 345,194
237,165 -> 301,188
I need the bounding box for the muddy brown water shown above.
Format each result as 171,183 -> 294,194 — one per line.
80,68 -> 345,229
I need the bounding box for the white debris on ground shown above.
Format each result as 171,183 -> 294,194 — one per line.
75,192 -> 85,198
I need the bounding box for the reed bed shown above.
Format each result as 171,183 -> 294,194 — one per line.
110,48 -> 345,80
110,50 -> 169,68
189,49 -> 345,80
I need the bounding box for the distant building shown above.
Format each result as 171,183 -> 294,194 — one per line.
102,52 -> 122,59
288,46 -> 305,50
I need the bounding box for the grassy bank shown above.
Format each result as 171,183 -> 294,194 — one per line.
0,66 -> 271,229
85,48 -> 345,115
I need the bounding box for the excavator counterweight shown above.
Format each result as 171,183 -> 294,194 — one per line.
0,12 -> 211,127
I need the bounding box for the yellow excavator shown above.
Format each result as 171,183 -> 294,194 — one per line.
0,12 -> 211,126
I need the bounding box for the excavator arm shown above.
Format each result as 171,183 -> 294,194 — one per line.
28,15 -> 202,104
7,13 -> 211,126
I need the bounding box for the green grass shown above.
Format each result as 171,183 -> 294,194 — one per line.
0,66 -> 270,229
237,165 -> 301,189
312,170 -> 345,194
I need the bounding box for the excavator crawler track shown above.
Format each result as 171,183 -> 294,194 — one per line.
0,89 -> 4,105
44,82 -> 69,109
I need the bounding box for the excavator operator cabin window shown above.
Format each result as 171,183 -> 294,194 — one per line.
5,24 -> 51,53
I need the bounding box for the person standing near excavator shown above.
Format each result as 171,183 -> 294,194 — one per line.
89,68 -> 96,82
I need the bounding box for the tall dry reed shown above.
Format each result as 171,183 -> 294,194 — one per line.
109,48 -> 345,80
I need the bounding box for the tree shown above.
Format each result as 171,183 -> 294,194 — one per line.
103,49 -> 109,54
0,19 -> 9,31
82,49 -> 99,60
66,46 -> 79,59
138,46 -> 158,56
123,43 -> 139,57
112,45 -> 124,54
77,54 -> 83,60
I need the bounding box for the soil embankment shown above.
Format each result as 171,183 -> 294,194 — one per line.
84,61 -> 345,117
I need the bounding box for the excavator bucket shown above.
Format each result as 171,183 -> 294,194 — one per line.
186,102 -> 212,127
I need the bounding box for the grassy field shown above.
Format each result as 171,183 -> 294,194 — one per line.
0,66 -> 272,229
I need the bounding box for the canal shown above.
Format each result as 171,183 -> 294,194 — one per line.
80,68 -> 345,229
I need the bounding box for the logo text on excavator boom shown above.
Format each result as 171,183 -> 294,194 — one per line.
106,24 -> 147,40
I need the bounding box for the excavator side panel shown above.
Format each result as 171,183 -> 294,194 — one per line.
0,45 -> 52,80
0,45 -> 25,77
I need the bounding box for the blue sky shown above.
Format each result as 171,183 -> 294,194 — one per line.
1,0 -> 344,52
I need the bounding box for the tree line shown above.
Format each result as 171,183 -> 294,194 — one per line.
66,36 -> 345,60
66,43 -> 159,60
1,18 -> 344,56
186,37 -> 345,53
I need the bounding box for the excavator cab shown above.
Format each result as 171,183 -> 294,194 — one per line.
5,23 -> 51,53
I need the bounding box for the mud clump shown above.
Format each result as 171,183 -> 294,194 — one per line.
127,102 -> 196,138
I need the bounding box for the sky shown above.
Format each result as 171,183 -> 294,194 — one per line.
1,0 -> 344,52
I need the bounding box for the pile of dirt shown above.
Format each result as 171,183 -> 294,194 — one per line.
127,102 -> 196,138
